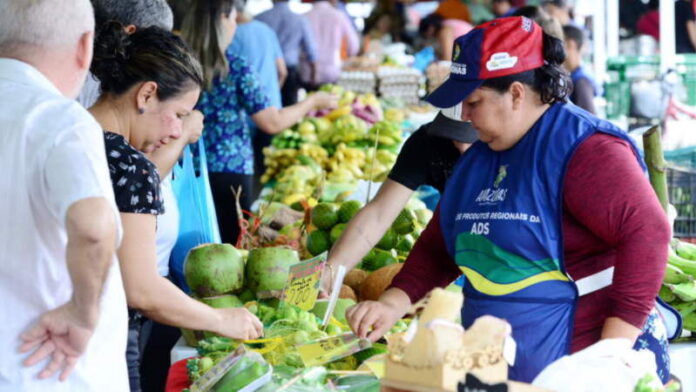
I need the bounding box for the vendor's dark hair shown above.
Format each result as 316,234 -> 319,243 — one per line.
91,21 -> 203,100
481,31 -> 571,104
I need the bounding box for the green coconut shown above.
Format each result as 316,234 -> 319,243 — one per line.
198,294 -> 243,308
184,243 -> 245,297
245,247 -> 299,298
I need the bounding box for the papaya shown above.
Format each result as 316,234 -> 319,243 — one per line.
344,269 -> 369,293
359,263 -> 403,301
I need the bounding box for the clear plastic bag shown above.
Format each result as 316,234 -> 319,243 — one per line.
202,351 -> 271,392
532,339 -> 660,392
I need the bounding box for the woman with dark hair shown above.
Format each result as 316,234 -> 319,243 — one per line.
88,22 -> 263,392
347,17 -> 673,383
180,0 -> 336,244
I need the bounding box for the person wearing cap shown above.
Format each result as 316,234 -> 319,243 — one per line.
321,111 -> 476,295
346,16 -> 674,383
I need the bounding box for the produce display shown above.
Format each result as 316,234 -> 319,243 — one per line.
259,85 -> 407,205
178,240 -> 407,391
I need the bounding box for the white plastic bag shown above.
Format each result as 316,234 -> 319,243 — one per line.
532,339 -> 659,392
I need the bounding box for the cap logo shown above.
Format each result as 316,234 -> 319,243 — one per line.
453,43 -> 461,61
451,63 -> 467,76
486,52 -> 518,71
521,17 -> 533,32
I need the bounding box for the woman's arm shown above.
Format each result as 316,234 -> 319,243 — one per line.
251,92 -> 337,135
276,57 -> 288,87
564,134 -> 670,344
322,180 -> 414,291
437,26 -> 455,61
347,207 -> 461,341
118,213 -> 263,340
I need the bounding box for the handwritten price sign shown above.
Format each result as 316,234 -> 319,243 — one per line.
282,252 -> 326,311
297,332 -> 371,367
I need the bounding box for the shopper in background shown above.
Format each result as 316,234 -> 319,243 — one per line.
418,13 -> 473,61
541,0 -> 573,26
633,0 -> 696,54
563,24 -> 598,114
491,0 -> 518,18
302,0 -> 360,86
89,23 -> 264,391
636,0 -> 659,42
362,12 -> 395,55
348,16 -> 671,384
256,0 -> 319,106
322,111 -> 477,295
434,0 -> 472,23
229,0 -> 287,192
512,5 -> 564,39
181,0 -> 337,245
0,0 -> 128,390
675,0 -> 696,53
77,0 -> 174,108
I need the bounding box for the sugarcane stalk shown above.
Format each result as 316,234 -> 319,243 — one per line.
643,125 -> 669,213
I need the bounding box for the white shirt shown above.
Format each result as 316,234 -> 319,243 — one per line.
156,175 -> 179,277
0,59 -> 129,392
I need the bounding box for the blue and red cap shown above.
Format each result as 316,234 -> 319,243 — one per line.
426,16 -> 544,108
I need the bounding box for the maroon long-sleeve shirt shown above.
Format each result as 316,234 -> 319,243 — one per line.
391,133 -> 671,352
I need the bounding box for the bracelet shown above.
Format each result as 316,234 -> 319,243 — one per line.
325,262 -> 334,293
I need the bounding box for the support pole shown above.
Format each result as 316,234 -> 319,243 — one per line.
643,125 -> 670,213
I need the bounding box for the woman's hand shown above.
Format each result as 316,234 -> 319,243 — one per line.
346,299 -> 405,342
309,91 -> 338,111
213,307 -> 264,341
182,110 -> 204,144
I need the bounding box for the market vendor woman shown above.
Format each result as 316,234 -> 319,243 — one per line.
347,17 -> 673,383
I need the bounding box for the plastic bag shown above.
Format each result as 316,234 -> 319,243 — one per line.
334,374 -> 380,392
169,139 -> 221,292
532,339 -> 660,392
210,351 -> 271,392
257,366 -> 331,392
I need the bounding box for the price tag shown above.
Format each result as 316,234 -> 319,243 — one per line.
296,332 -> 371,367
282,252 -> 327,311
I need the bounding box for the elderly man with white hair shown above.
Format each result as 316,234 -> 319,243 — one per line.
0,0 -> 128,391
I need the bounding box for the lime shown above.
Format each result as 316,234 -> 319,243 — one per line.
395,234 -> 415,253
376,228 -> 398,250
306,230 -> 331,256
338,200 -> 362,223
391,209 -> 416,235
311,203 -> 338,230
362,250 -> 397,271
330,223 -> 347,244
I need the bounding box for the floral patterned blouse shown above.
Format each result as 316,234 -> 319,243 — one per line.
104,131 -> 163,215
198,53 -> 271,175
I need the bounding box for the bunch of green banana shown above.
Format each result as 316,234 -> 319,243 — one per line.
661,239 -> 696,333
365,120 -> 402,148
